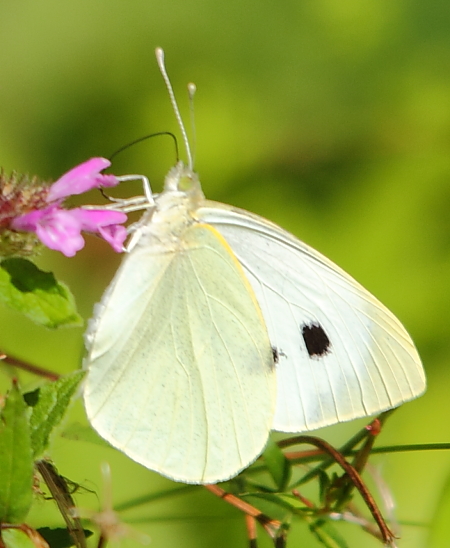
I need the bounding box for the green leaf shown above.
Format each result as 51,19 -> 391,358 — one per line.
242,492 -> 297,522
0,258 -> 83,328
318,469 -> 331,503
37,527 -> 93,548
3,528 -> 38,548
263,437 -> 291,491
26,370 -> 86,458
309,518 -> 350,548
0,382 -> 33,522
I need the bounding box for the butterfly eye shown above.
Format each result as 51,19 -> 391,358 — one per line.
178,174 -> 196,191
301,322 -> 331,358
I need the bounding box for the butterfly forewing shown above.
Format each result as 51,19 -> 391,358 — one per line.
84,221 -> 276,484
198,202 -> 426,433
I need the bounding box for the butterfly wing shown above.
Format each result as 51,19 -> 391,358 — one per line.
83,222 -> 276,484
198,202 -> 426,433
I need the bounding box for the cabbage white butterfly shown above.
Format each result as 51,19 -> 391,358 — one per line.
83,49 -> 426,484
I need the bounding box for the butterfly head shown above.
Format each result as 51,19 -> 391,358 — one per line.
164,161 -> 203,201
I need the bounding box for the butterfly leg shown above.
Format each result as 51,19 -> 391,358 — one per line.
116,174 -> 154,206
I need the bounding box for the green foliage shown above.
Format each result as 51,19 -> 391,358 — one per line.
0,382 -> 33,523
308,520 -> 350,548
25,370 -> 85,458
37,527 -> 93,548
2,529 -> 39,548
0,374 -> 84,540
263,438 -> 292,491
0,258 -> 82,328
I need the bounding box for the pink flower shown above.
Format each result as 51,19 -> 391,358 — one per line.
11,158 -> 128,257
47,157 -> 119,201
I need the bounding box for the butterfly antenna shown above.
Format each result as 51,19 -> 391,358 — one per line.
188,82 -> 197,167
155,48 -> 193,171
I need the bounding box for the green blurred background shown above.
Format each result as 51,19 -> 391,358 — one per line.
1,1 -> 450,546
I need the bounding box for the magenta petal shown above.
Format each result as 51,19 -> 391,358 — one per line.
11,206 -> 84,258
47,157 -> 119,202
37,226 -> 85,257
68,208 -> 128,252
69,208 -> 128,231
98,224 -> 127,252
10,209 -> 45,232
30,207 -> 86,257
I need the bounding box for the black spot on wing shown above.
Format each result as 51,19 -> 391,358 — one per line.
272,346 -> 287,364
272,347 -> 280,364
301,322 -> 331,358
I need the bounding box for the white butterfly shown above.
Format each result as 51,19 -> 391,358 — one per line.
82,50 -> 426,484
